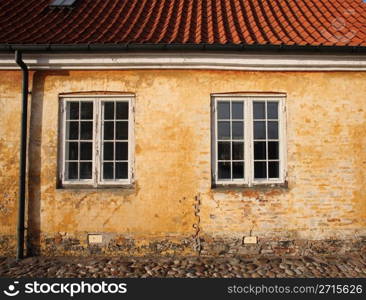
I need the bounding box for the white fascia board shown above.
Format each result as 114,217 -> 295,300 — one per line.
0,52 -> 365,71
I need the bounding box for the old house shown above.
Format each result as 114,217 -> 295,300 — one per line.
0,0 -> 365,258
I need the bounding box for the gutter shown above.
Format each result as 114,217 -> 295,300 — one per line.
15,51 -> 28,260
0,43 -> 366,54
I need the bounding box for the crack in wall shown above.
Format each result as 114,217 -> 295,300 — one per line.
192,193 -> 202,255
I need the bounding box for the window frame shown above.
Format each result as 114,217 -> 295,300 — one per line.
211,94 -> 287,187
59,95 -> 135,188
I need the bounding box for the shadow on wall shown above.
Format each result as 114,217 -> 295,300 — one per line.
27,70 -> 70,256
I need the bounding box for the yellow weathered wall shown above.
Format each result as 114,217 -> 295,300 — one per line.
0,69 -> 365,255
0,73 -> 21,219
0,72 -> 22,254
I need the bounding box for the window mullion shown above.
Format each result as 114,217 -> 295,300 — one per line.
94,98 -> 100,187
247,100 -> 253,186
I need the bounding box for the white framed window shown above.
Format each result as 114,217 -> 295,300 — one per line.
212,94 -> 286,186
59,95 -> 134,187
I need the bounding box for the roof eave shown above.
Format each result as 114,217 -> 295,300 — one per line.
0,43 -> 365,54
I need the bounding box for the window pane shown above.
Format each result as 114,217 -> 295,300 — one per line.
232,142 -> 244,160
116,162 -> 128,179
100,102 -> 131,182
254,142 -> 266,160
80,142 -> 92,160
268,142 -> 279,159
218,162 -> 231,179
103,142 -> 114,160
80,122 -> 93,140
232,102 -> 244,119
116,102 -> 129,119
67,162 -> 78,180
268,121 -> 278,139
67,102 -> 79,120
80,102 -> 93,119
254,121 -> 266,139
233,162 -> 244,179
66,142 -> 78,160
218,142 -> 230,160
103,162 -> 114,180
232,121 -> 244,140
254,162 -> 267,179
116,121 -> 128,140
80,162 -> 92,179
217,101 -> 230,119
218,121 -> 230,140
116,142 -> 128,160
104,122 -> 114,140
253,102 -> 265,119
104,102 -> 115,120
267,102 -> 278,119
67,121 -> 79,140
268,162 -> 279,178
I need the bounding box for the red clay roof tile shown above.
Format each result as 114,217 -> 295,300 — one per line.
0,0 -> 364,47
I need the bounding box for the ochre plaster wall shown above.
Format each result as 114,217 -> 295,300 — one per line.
0,70 -> 365,256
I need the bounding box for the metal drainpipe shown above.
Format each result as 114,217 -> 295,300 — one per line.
15,51 -> 29,260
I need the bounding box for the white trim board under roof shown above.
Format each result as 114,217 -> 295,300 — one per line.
0,52 -> 365,71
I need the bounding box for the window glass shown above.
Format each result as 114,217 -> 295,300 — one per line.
253,102 -> 265,119
216,100 -> 245,181
102,101 -> 129,181
65,101 -> 93,180
253,101 -> 280,180
217,101 -> 230,119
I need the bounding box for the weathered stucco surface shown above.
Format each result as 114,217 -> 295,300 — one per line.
0,70 -> 365,256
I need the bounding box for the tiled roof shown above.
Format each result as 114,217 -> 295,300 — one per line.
0,0 -> 365,47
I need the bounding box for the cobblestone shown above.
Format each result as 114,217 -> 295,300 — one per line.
0,254 -> 365,278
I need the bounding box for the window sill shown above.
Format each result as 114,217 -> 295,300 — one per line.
56,184 -> 136,193
211,181 -> 288,192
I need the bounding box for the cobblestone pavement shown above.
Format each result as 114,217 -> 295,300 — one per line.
1,255 -> 366,278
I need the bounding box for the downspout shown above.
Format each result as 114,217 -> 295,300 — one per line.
15,51 -> 28,260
